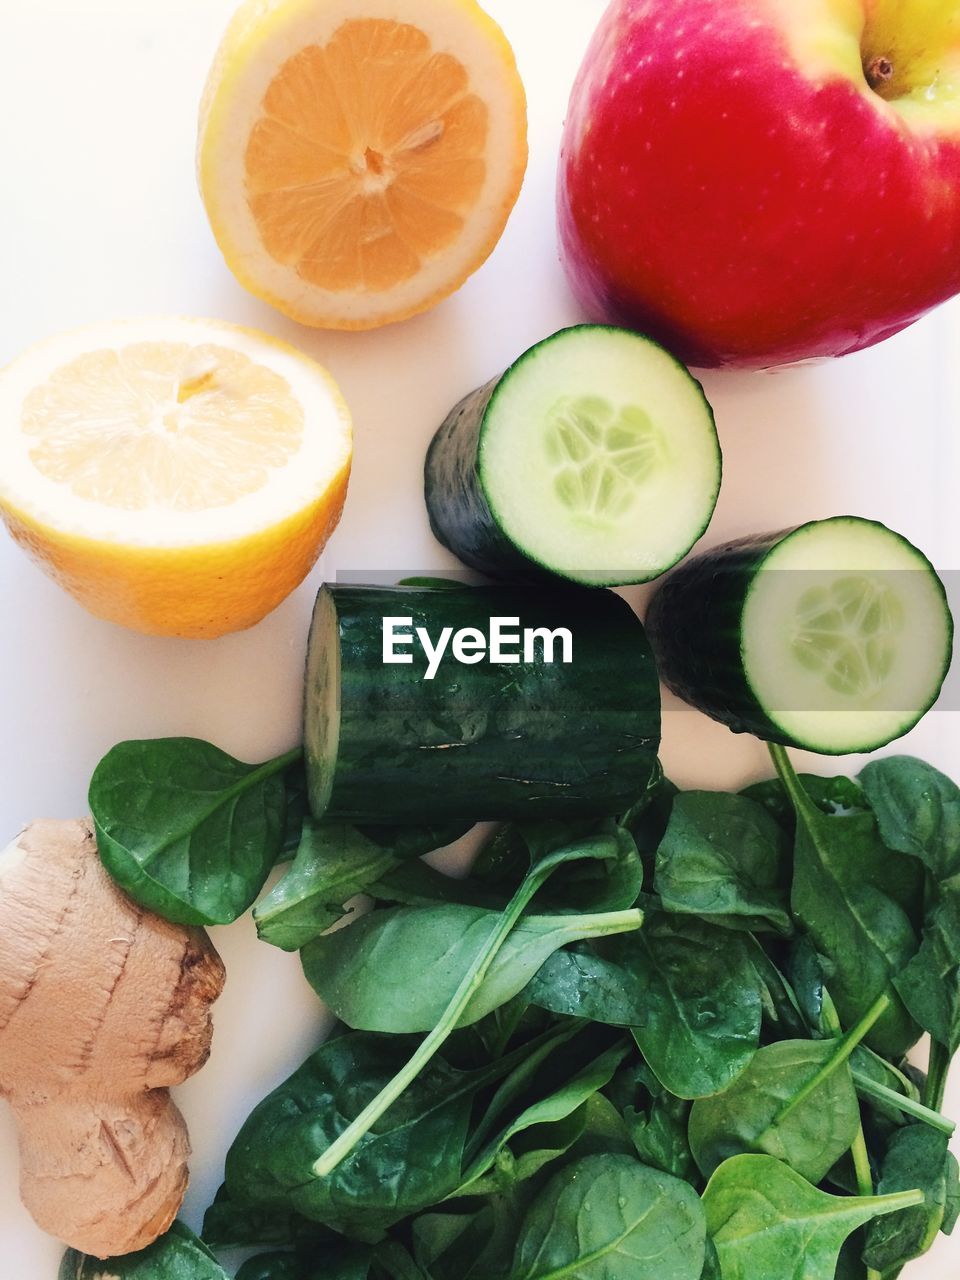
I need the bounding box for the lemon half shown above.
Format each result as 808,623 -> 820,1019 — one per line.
0,318 -> 352,638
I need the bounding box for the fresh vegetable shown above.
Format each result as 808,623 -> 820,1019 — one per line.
558,0 -> 960,368
89,737 -> 301,926
771,744 -> 920,1056
645,517 -> 952,754
198,0 -> 527,329
0,318 -> 352,637
510,1154 -> 706,1280
60,1222 -> 228,1278
702,1154 -> 924,1280
424,325 -> 720,586
528,911 -> 763,1099
205,744 -> 960,1280
303,900 -> 643,1032
862,1125 -> 960,1272
304,583 -> 660,821
653,790 -> 791,934
0,821 -> 224,1258
255,817 -> 472,950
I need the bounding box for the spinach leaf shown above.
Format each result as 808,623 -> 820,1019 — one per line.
623,1089 -> 695,1183
702,1154 -> 923,1280
688,1040 -> 860,1182
223,1032 -> 491,1236
89,737 -> 300,925
202,1183 -> 330,1249
859,755 -> 960,878
862,1124 -> 960,1271
370,858 -> 503,909
742,774 -> 869,825
745,938 -> 808,1038
455,1041 -> 629,1195
279,758 -> 310,859
620,769 -> 679,881
603,1059 -> 695,1181
60,1222 -> 227,1279
295,841 -> 639,1195
770,745 -> 919,1057
894,878 -> 960,1053
529,913 -> 761,1099
255,820 -> 405,950
511,1154 -> 706,1280
471,824 -> 644,915
700,1240 -> 721,1280
302,901 -> 642,1032
654,791 -> 791,934
256,818 -> 472,950
414,1196 -> 521,1280
237,1255 -> 304,1280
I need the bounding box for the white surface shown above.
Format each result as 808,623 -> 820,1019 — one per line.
0,0 -> 958,1274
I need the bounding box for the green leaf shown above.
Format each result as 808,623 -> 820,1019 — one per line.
702,1154 -> 923,1280
529,913 -> 762,1099
745,938 -> 808,1038
202,1183 -> 330,1249
60,1222 -> 227,1279
742,774 -> 869,825
413,1197 -> 521,1280
302,902 -> 642,1033
623,1091 -> 695,1183
862,1124 -> 959,1271
511,1154 -> 706,1280
859,755 -> 960,879
655,791 -> 792,934
455,1041 -> 629,1195
771,746 -> 919,1057
255,821 -> 404,950
257,819 -> 477,951
894,878 -> 960,1053
688,1040 -> 860,1182
236,1254 -> 304,1280
624,914 -> 762,1100
89,737 -> 299,925
222,1032 -> 490,1236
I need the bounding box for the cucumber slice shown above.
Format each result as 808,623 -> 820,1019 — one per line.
645,518 -> 953,755
304,583 -> 660,822
425,326 -> 721,586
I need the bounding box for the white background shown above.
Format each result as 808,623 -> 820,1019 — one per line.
1,0 -> 958,1274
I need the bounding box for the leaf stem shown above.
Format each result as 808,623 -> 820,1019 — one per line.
311,851 -> 642,1179
821,995 -> 882,1280
926,1038 -> 952,1113
774,991 -> 891,1127
768,742 -> 819,823
851,1070 -> 956,1136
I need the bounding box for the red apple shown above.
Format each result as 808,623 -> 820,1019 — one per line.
557,0 -> 960,368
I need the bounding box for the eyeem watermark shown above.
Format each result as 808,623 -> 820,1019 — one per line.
383,616 -> 573,680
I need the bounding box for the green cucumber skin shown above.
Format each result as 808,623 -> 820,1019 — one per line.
645,531 -> 795,747
305,585 -> 660,823
424,378 -> 545,581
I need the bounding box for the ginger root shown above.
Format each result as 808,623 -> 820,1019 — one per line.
0,819 -> 225,1257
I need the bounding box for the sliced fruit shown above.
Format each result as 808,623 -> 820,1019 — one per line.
198,0 -> 528,329
645,518 -> 953,755
0,318 -> 352,638
425,326 -> 721,585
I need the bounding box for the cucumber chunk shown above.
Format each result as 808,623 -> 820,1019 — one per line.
304,583 -> 660,822
646,518 -> 953,755
425,326 -> 721,586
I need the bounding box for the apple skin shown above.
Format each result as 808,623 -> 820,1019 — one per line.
557,0 -> 960,368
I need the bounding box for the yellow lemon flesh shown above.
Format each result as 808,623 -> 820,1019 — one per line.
0,318 -> 352,638
198,0 -> 528,329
